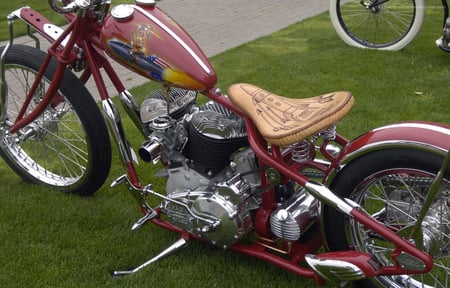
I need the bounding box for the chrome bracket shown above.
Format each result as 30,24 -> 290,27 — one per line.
111,174 -> 156,230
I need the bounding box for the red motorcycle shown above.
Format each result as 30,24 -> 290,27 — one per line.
0,1 -> 448,287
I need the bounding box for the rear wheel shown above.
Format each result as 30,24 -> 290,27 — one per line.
329,0 -> 425,50
0,45 -> 111,196
324,149 -> 450,287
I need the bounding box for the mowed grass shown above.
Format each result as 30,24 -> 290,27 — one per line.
0,0 -> 134,39
1,0 -> 450,287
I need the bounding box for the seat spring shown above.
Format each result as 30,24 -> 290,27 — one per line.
291,139 -> 312,163
320,125 -> 336,141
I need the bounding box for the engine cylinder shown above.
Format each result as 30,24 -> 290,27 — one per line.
187,103 -> 247,175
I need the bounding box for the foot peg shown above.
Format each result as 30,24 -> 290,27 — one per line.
112,237 -> 188,277
131,209 -> 157,231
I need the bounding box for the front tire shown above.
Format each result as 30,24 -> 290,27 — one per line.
324,148 -> 450,288
329,0 -> 425,50
0,45 -> 112,196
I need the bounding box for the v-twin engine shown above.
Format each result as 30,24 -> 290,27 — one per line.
137,88 -> 318,248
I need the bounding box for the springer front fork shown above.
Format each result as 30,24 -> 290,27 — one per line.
0,6 -> 146,190
0,11 -> 21,123
0,8 -> 191,278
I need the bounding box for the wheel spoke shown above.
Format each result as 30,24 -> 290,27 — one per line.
2,65 -> 89,187
331,0 -> 422,49
354,170 -> 450,287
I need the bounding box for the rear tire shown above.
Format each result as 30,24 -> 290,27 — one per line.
0,45 -> 111,196
324,148 -> 450,288
329,0 -> 425,50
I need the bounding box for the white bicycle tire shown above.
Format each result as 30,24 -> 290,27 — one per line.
329,0 -> 426,50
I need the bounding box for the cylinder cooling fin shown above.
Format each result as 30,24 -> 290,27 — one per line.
187,102 -> 248,175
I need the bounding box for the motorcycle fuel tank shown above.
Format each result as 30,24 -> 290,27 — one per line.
101,1 -> 217,91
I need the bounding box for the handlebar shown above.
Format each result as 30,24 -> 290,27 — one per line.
47,0 -> 90,14
48,0 -> 162,15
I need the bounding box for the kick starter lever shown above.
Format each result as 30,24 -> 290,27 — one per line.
111,237 -> 188,277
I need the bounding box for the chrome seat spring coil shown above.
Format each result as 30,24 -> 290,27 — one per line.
320,125 -> 336,141
291,139 -> 312,163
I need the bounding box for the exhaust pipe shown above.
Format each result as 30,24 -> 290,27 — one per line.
139,138 -> 163,164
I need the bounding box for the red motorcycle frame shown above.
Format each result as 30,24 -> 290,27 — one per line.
1,0 -> 448,287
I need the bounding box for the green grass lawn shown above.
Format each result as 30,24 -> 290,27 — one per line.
1,0 -> 450,287
0,0 -> 135,39
0,1 -> 65,39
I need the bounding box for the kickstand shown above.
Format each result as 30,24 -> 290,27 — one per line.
111,237 -> 188,277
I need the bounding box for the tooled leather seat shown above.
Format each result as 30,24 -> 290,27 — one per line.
228,83 -> 354,146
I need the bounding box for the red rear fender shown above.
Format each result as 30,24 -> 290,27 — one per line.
326,121 -> 450,182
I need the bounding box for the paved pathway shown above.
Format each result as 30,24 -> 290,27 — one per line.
2,0 -> 329,97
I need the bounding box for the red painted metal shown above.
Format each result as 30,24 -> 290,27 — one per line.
244,117 -> 310,186
338,121 -> 450,163
100,3 -> 217,91
231,242 -> 323,284
350,209 -> 433,274
19,8 -> 56,43
10,12 -> 83,132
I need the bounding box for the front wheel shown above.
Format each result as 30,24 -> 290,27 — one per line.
323,149 -> 450,288
329,0 -> 425,50
0,45 -> 112,196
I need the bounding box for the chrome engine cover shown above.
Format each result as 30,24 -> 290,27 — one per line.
162,169 -> 253,248
160,147 -> 260,248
